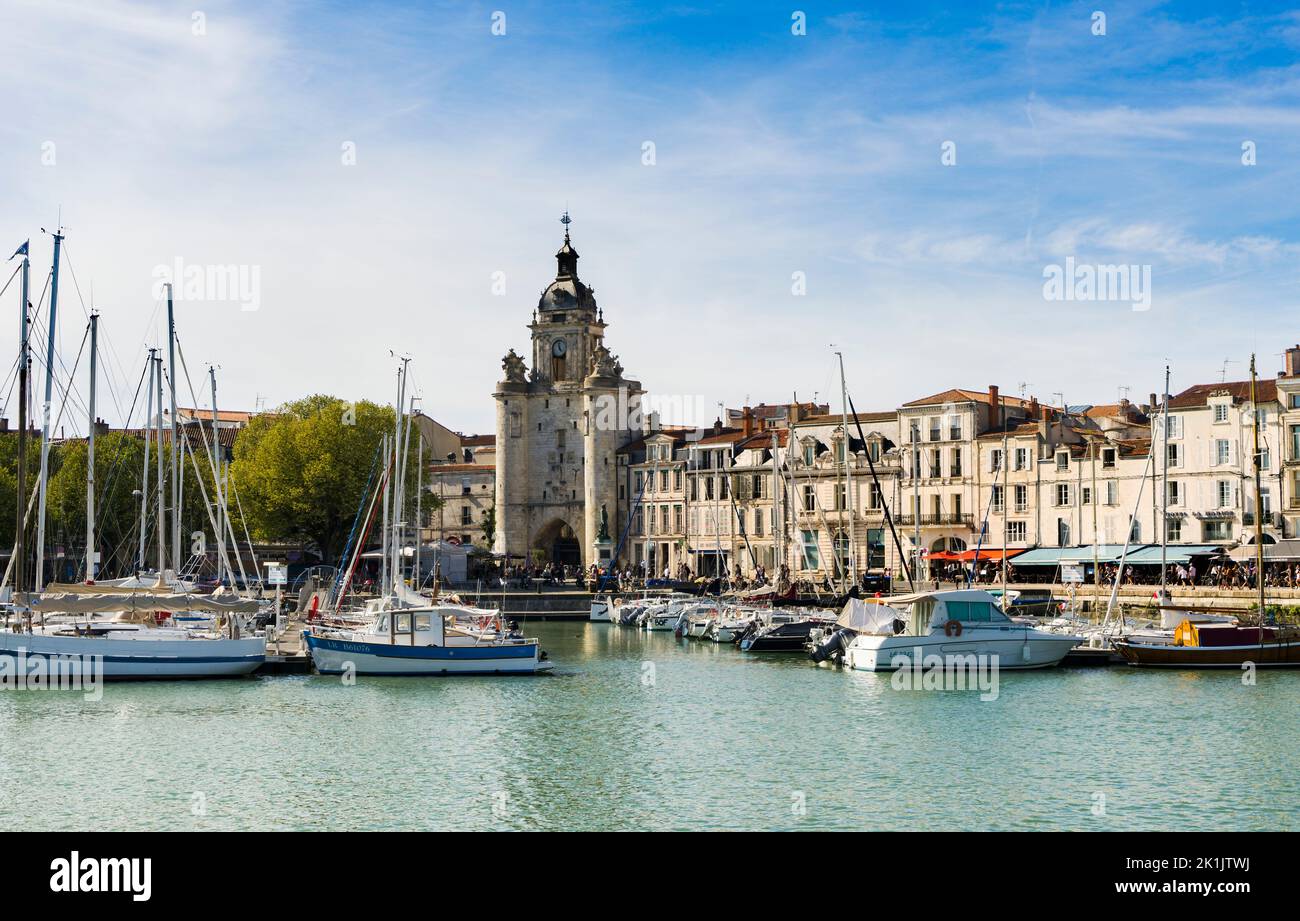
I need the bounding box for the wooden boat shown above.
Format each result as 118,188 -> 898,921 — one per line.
1113,622 -> 1300,668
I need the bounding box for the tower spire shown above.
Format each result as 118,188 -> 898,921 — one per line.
555,211 -> 579,280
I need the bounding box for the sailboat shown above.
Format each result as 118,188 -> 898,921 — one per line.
304,358 -> 553,675
0,241 -> 265,678
1114,355 -> 1300,667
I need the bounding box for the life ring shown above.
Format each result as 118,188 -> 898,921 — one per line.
943,620 -> 963,637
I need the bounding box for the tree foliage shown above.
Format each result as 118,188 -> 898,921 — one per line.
229,395 -> 406,562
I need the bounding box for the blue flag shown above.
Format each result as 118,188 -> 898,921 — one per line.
9,240 -> 28,260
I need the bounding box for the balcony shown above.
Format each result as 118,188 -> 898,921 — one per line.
894,513 -> 974,527
1242,511 -> 1282,528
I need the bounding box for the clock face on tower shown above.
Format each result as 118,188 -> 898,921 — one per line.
552,339 -> 567,357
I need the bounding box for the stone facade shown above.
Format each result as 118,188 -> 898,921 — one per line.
493,226 -> 644,567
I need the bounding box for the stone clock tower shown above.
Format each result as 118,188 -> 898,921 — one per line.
493,216 -> 644,568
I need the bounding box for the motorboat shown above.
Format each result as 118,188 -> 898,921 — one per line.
305,603 -> 552,675
1113,620 -> 1300,668
739,609 -> 836,652
840,590 -> 1082,672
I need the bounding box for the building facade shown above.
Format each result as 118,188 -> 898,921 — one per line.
492,225 -> 645,567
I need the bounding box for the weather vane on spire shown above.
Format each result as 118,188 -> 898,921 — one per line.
560,210 -> 572,241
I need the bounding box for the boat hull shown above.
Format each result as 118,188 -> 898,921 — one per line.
1113,639 -> 1300,668
0,631 -> 265,679
306,634 -> 552,675
844,631 -> 1080,672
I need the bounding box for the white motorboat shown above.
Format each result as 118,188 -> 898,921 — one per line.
642,601 -> 684,632
841,589 -> 1081,672
306,604 -> 552,675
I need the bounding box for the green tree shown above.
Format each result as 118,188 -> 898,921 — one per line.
229,396 -> 403,562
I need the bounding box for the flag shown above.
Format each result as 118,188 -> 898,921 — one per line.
9,240 -> 28,260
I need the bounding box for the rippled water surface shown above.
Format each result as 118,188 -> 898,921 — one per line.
2,622 -> 1296,831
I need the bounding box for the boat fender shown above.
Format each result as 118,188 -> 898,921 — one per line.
943,620 -> 963,637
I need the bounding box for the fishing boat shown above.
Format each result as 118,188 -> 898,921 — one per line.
305,604 -> 551,675
840,590 -> 1081,672
305,358 -> 553,676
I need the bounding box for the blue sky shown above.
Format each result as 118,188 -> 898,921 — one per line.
1,0 -> 1298,432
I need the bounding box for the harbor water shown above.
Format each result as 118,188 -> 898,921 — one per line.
2,621 -> 1296,831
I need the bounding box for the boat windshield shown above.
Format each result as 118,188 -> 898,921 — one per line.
940,600 -> 1011,624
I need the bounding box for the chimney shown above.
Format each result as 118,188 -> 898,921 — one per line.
1027,396 -> 1039,421
742,406 -> 755,437
94,418 -> 109,436
1286,344 -> 1300,378
988,385 -> 1000,429
788,402 -> 802,424
712,417 -> 722,436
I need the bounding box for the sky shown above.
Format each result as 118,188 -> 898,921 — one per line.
1,0 -> 1298,435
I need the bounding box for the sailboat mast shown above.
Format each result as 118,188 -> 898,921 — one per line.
155,352 -> 166,576
34,230 -> 64,592
1250,355 -> 1265,640
85,313 -> 98,582
1160,364 -> 1170,603
15,243 -> 30,600
167,284 -> 181,571
415,421 -> 423,589
837,352 -> 856,590
209,365 -> 225,586
139,350 -> 155,573
771,428 -> 780,582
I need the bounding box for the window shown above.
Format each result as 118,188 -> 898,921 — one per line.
1056,451 -> 1069,471
1292,425 -> 1300,462
800,530 -> 820,569
991,485 -> 1004,512
990,448 -> 1003,472
1215,439 -> 1231,466
1204,520 -> 1230,541
1130,520 -> 1141,542
1102,448 -> 1116,469
753,509 -> 763,537
751,474 -> 763,498
1081,486 -> 1092,506
1014,484 -> 1028,512
930,449 -> 942,478
950,448 -> 963,477
1106,480 -> 1118,506
704,477 -> 714,501
1214,403 -> 1229,423
1014,447 -> 1030,471
660,470 -> 669,490
1261,487 -> 1272,515
1057,519 -> 1071,546
674,505 -> 683,531
1165,415 -> 1182,439
1217,479 -> 1233,509
1008,521 -> 1027,543
1166,517 -> 1182,542
1292,470 -> 1300,508
834,484 -> 847,510
648,506 -> 656,534
802,443 -> 815,465
674,469 -> 682,490
929,417 -> 941,442
689,477 -> 699,501
634,509 -> 644,534
460,478 -> 471,496
1167,481 -> 1181,507
1055,483 -> 1071,506
802,484 -> 815,511
1166,443 -> 1181,468
949,416 -> 962,440
1260,447 -> 1271,471
869,482 -> 883,510
460,506 -> 472,525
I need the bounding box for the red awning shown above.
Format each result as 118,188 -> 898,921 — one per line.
926,551 -> 959,561
953,548 -> 1025,563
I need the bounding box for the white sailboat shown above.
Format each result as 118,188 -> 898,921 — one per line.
1,248 -> 265,679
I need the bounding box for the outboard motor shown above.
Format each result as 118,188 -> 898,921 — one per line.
810,627 -> 853,663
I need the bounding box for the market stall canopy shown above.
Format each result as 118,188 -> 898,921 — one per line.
1010,545 -> 1141,566
1228,539 -> 1300,563
1123,545 -> 1226,564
